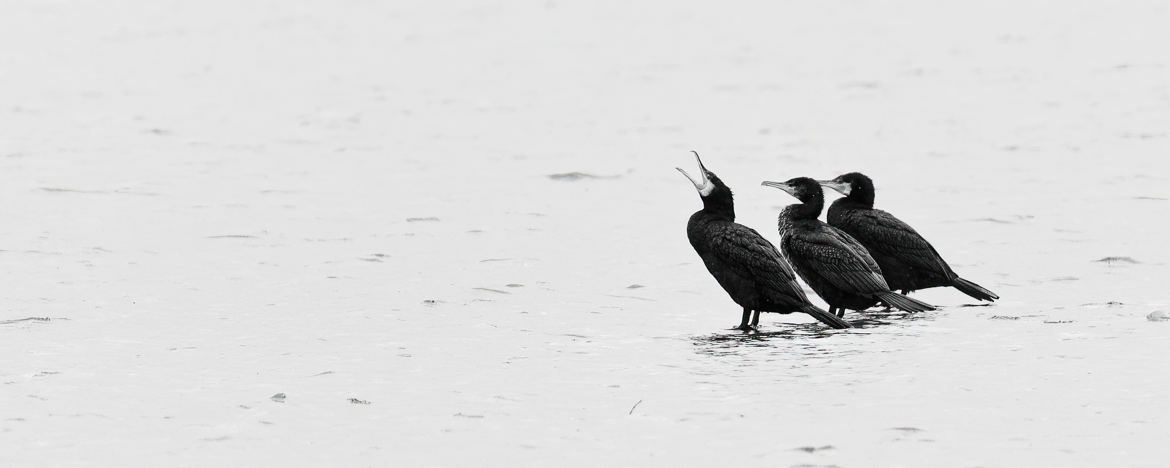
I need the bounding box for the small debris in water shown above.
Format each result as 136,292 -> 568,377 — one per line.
1044,320 -> 1074,324
453,413 -> 484,418
422,299 -> 440,305
39,187 -> 106,194
506,283 -> 523,288
1094,256 -> 1139,264
990,315 -> 1020,320
473,287 -> 510,294
1147,311 -> 1169,322
626,284 -> 644,289
547,172 -> 609,181
270,393 -> 286,403
628,400 -> 643,415
406,217 -> 440,222
971,214 -> 1033,224
309,371 -> 334,377
605,294 -> 654,302
348,398 -> 371,405
794,445 -> 835,453
891,427 -> 924,432
0,317 -> 51,325
1081,301 -> 1125,307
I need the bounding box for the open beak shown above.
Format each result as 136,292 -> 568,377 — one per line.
676,151 -> 713,195
761,180 -> 798,199
818,179 -> 852,196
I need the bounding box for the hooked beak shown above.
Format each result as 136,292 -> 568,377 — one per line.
676,151 -> 714,196
818,179 -> 852,196
761,180 -> 798,199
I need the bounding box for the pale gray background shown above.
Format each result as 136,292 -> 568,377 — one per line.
2,1 -> 1168,467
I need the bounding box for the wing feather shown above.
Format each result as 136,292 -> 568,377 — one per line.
839,209 -> 950,275
707,224 -> 810,304
782,225 -> 889,295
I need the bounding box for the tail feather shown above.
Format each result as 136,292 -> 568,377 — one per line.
952,277 -> 999,301
801,305 -> 853,329
877,292 -> 936,313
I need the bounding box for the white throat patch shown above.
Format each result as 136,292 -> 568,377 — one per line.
698,180 -> 714,197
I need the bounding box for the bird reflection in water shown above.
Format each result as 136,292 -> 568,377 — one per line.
691,311 -> 933,359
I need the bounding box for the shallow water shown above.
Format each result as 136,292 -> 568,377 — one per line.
2,1 -> 1169,466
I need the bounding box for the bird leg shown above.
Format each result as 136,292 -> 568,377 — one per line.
734,307 -> 755,331
750,310 -> 760,327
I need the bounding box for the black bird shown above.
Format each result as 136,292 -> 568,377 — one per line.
820,172 -> 998,301
678,153 -> 851,330
761,177 -> 936,317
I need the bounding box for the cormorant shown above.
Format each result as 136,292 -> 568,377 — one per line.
820,172 -> 998,301
678,152 -> 851,330
761,177 -> 936,316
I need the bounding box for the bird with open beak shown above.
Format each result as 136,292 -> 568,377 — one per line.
677,154 -> 851,331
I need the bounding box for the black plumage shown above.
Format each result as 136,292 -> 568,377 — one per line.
821,172 -> 998,301
678,153 -> 851,330
762,177 -> 936,316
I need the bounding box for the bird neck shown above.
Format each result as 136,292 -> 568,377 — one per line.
791,192 -> 824,219
845,188 -> 874,208
701,194 -> 735,221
